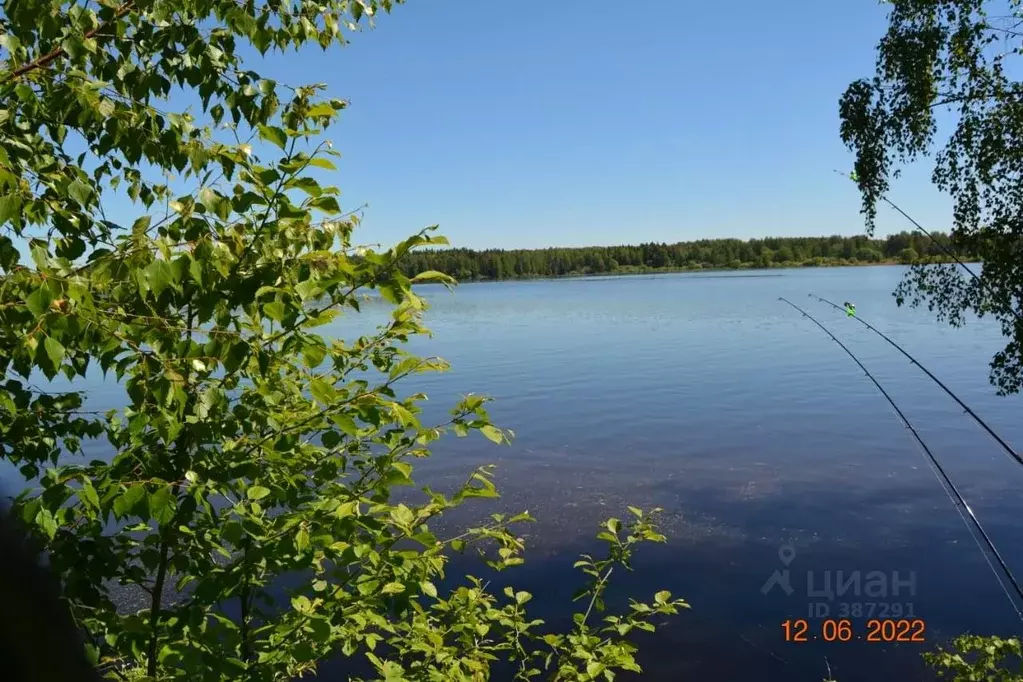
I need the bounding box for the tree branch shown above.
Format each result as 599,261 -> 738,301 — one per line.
3,2 -> 136,84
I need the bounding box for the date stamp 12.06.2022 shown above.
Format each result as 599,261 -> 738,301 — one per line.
781,618 -> 925,643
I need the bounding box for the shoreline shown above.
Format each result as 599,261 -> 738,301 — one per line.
428,258 -> 962,286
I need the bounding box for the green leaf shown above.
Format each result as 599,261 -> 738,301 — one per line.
381,581 -> 405,595
43,336 -> 65,372
29,243 -> 48,270
420,581 -> 438,598
390,504 -> 415,527
223,341 -> 249,373
0,195 -> 22,225
295,279 -> 323,301
258,125 -> 288,150
35,509 -> 58,540
479,425 -> 504,444
0,33 -> 21,53
263,299 -> 287,322
335,501 -> 359,518
68,179 -> 92,206
287,177 -> 323,197
307,158 -> 337,170
302,342 -> 326,368
410,270 -> 455,285
306,102 -> 336,118
79,480 -> 100,510
310,377 -> 336,404
200,187 -> 231,220
392,461 -> 413,481
114,485 -> 147,519
132,215 -> 152,236
378,282 -> 402,304
295,527 -> 309,552
150,486 -> 177,525
146,259 -> 175,297
247,486 -> 271,501
330,412 -> 358,435
310,195 -> 341,213
25,286 -> 54,317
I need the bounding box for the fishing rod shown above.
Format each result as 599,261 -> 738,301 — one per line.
780,297 -> 1023,620
810,294 -> 1022,470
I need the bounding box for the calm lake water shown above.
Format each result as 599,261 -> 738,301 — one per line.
354,264 -> 1023,681
7,264 -> 1023,680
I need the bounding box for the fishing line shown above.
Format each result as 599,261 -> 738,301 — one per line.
809,294 -> 1022,470
780,297 -> 1023,621
879,194 -> 1023,324
831,169 -> 1023,324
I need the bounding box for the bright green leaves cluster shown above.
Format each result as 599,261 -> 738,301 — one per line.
347,510 -> 689,682
0,1 -> 688,680
924,634 -> 1023,680
0,0 -> 389,259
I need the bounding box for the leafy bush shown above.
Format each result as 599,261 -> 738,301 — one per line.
0,1 -> 687,680
925,635 -> 1023,681
899,248 -> 919,265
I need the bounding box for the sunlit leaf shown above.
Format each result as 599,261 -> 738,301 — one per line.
479,425 -> 504,444
258,125 -> 288,150
247,486 -> 271,501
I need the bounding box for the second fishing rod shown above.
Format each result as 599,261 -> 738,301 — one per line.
809,293 -> 1022,470
781,297 -> 1023,620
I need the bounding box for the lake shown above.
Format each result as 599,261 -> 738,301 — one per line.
353,264 -> 1023,681
7,264 -> 1023,681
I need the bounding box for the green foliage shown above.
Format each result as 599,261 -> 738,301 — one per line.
840,0 -> 1023,394
925,635 -> 1023,681
352,508 -> 689,682
397,232 -> 973,281
0,1 -> 687,680
899,247 -> 919,265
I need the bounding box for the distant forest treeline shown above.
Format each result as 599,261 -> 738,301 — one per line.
400,231 -> 973,281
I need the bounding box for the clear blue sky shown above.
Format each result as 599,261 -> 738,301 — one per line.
166,1 -> 958,250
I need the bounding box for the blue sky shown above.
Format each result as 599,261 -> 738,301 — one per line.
153,1 -> 954,249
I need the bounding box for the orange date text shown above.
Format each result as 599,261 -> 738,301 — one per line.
782,618 -> 926,643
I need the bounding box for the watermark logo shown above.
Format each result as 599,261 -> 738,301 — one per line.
761,543 -> 918,620
761,543 -> 796,596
